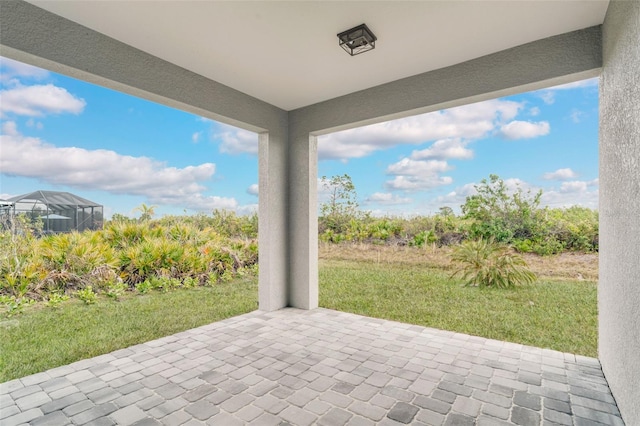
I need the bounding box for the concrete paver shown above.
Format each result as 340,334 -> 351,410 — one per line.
0,308 -> 625,425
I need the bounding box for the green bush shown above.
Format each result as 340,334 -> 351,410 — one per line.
76,286 -> 98,304
135,280 -> 152,294
105,281 -> 128,300
451,239 -> 536,288
316,174 -> 598,253
410,230 -> 437,248
1,295 -> 35,317
44,293 -> 69,308
462,174 -> 543,244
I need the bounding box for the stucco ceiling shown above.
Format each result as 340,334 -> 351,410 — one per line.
28,1 -> 609,111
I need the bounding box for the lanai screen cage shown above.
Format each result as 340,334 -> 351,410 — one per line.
0,190 -> 103,234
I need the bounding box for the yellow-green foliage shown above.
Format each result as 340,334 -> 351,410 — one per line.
0,215 -> 258,308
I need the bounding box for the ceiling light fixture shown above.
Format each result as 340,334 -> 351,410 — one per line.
337,24 -> 377,56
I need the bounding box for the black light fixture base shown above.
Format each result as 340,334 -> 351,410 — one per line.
337,23 -> 377,56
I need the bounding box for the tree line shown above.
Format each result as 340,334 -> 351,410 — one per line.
319,174 -> 598,255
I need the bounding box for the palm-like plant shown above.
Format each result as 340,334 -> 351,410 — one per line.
134,203 -> 156,222
451,238 -> 536,288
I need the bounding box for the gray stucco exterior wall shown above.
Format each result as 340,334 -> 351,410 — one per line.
599,1 -> 640,424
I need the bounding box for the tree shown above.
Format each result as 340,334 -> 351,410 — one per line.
461,174 -> 542,243
319,174 -> 359,233
438,206 -> 454,217
134,204 -> 156,222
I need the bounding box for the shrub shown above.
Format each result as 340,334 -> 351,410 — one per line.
105,281 -> 128,300
531,237 -> 565,256
76,286 -> 98,304
44,293 -> 69,308
135,280 -> 152,294
1,295 -> 35,317
462,174 -> 543,244
451,238 -> 536,288
411,230 -> 437,248
182,276 -> 199,288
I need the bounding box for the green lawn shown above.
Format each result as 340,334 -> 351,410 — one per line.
320,260 -> 597,357
0,278 -> 258,382
1,260 -> 597,382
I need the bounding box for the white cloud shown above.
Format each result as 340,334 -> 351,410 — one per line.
365,192 -> 412,205
236,203 -> 258,216
26,118 -> 44,130
318,99 -> 522,160
386,158 -> 450,177
560,181 -> 588,193
385,174 -> 453,192
1,120 -> 18,136
151,194 -> 238,211
558,179 -> 598,194
543,168 -> 578,181
541,179 -> 599,209
385,158 -> 454,192
192,131 -> 202,143
499,120 -> 550,140
247,184 -> 259,196
0,123 -> 238,212
0,57 -> 50,82
569,109 -> 584,124
434,177 -> 598,211
214,124 -> 258,155
503,178 -> 532,192
539,91 -> 556,105
529,107 -> 540,116
535,77 -> 598,105
416,182 -> 479,214
1,84 -> 86,117
410,139 -> 473,161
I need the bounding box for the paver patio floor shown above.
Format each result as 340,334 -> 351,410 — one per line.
1,308 -> 624,426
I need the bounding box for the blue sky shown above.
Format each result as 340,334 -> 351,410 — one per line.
1,56 -> 598,219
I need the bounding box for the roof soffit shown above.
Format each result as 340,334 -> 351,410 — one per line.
27,1 -> 609,110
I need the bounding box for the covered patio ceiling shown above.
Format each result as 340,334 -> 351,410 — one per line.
28,1 -> 609,110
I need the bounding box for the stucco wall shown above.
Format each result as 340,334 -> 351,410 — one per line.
599,1 -> 640,424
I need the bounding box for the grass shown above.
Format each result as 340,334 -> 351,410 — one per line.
319,259 -> 597,357
0,278 -> 258,382
1,247 -> 598,382
319,242 -> 599,281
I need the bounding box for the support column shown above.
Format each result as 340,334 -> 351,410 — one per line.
258,130 -> 289,311
599,1 -> 640,424
287,129 -> 318,309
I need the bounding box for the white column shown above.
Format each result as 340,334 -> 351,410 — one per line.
287,130 -> 318,309
258,130 -> 289,311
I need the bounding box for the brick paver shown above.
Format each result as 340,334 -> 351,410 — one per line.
0,308 -> 625,425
